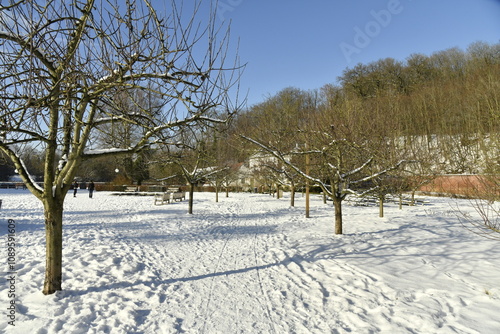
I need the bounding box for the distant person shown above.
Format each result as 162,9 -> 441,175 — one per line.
88,180 -> 95,198
73,180 -> 79,197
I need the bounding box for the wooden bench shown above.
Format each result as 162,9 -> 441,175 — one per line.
172,191 -> 185,201
167,187 -> 186,201
154,190 -> 186,205
154,192 -> 171,205
166,188 -> 185,202
125,186 -> 138,192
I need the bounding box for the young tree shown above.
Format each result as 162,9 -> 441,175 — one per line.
456,175 -> 500,240
0,0 -> 241,294
157,120 -> 226,213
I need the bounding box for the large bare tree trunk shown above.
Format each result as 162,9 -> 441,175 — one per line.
42,201 -> 64,295
333,195 -> 343,235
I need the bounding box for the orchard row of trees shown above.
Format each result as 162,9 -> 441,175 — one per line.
2,41 -> 498,232
234,41 -> 499,234
123,41 -> 499,235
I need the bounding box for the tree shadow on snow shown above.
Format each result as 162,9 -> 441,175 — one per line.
63,255 -> 303,297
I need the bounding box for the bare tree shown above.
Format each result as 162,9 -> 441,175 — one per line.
0,0 -> 242,294
456,175 -> 500,240
156,120 -> 226,213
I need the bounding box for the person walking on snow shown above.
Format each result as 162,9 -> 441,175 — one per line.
88,180 -> 95,198
73,180 -> 79,197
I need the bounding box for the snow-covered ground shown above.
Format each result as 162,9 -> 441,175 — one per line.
1,189 -> 499,333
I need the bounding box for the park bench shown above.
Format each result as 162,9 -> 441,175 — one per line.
398,197 -> 430,206
124,186 -> 138,192
167,187 -> 185,202
154,188 -> 186,205
172,191 -> 185,201
154,192 -> 171,205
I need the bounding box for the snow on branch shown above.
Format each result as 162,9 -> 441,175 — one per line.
83,148 -> 133,155
341,157 -> 373,179
349,160 -> 407,185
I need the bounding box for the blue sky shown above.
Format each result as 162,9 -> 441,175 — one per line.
153,0 -> 499,107
212,0 -> 500,107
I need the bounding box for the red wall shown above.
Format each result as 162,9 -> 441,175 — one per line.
419,175 -> 497,198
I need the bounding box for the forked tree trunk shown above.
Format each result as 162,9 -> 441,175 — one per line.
333,195 -> 343,235
42,201 -> 64,295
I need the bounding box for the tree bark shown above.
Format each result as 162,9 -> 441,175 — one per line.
379,195 -> 385,218
188,183 -> 195,214
305,149 -> 310,218
333,195 -> 343,235
305,184 -> 310,218
290,185 -> 295,207
42,201 -> 64,295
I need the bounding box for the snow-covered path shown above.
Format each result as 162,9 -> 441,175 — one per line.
1,190 -> 499,333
